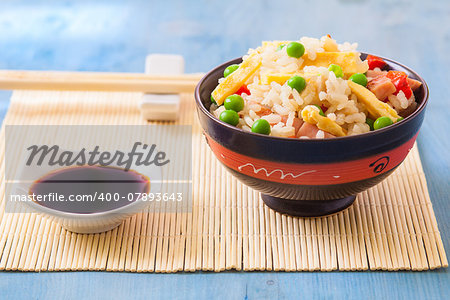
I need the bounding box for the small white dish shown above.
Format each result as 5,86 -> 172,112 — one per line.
12,156 -> 162,234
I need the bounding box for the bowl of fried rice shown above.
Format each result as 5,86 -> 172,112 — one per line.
195,35 -> 428,217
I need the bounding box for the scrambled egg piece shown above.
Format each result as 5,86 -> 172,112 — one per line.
302,52 -> 368,75
301,105 -> 347,137
211,53 -> 262,105
260,72 -> 319,85
347,80 -> 400,122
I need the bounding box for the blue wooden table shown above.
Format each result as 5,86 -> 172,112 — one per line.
0,0 -> 448,299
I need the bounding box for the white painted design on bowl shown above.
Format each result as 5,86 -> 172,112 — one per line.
238,163 -> 316,180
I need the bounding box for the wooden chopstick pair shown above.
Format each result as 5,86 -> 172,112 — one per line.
0,70 -> 204,93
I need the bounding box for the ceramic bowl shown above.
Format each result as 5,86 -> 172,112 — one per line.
194,54 -> 428,217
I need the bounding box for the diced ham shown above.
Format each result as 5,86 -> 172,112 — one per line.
297,123 -> 317,138
407,78 -> 422,91
367,71 -> 421,92
367,75 -> 397,101
297,122 -> 335,139
292,117 -> 304,135
280,116 -> 304,136
256,104 -> 272,116
258,107 -> 272,116
366,69 -> 387,79
248,101 -> 272,116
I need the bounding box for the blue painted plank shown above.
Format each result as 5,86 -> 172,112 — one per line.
0,0 -> 448,299
0,271 -> 449,299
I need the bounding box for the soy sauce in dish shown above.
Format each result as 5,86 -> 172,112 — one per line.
29,166 -> 150,214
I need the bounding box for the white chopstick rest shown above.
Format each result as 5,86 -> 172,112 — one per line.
140,54 -> 184,121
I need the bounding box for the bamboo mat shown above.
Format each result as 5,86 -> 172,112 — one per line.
0,90 -> 447,272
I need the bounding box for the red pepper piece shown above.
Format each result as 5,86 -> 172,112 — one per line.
236,85 -> 250,96
320,104 -> 328,113
386,71 -> 412,99
367,55 -> 387,70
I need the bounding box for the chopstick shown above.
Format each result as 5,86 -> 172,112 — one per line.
0,70 -> 204,93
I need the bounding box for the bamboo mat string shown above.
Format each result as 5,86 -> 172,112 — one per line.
0,90 -> 447,272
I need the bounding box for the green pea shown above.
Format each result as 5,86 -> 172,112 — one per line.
328,64 -> 344,78
313,104 -> 326,117
219,110 -> 240,126
251,119 -> 271,135
224,94 -> 244,112
365,117 -> 375,130
211,95 -> 217,105
286,42 -> 305,58
396,117 -> 404,122
373,116 -> 393,130
277,44 -> 286,51
287,75 -> 306,93
349,73 -> 368,87
223,64 -> 239,78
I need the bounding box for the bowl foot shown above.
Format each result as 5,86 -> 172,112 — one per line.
261,194 -> 356,217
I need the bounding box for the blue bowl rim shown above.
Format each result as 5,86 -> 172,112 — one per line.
194,52 -> 429,143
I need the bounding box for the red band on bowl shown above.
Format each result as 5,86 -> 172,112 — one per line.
206,133 -> 418,185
